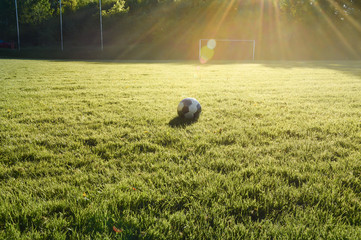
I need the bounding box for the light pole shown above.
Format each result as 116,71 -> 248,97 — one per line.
14,0 -> 20,50
99,0 -> 103,51
59,0 -> 63,51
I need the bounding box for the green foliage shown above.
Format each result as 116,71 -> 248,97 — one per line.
102,0 -> 129,17
19,0 -> 53,24
62,0 -> 78,12
280,0 -> 361,22
1,59 -> 361,238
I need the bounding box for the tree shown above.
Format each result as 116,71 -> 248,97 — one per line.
19,0 -> 53,24
279,0 -> 361,22
102,0 -> 129,17
62,0 -> 78,12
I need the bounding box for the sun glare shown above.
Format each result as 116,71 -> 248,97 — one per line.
110,0 -> 360,60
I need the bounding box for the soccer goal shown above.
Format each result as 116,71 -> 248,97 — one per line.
199,39 -> 256,61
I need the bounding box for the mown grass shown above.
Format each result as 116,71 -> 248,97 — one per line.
1,59 -> 361,239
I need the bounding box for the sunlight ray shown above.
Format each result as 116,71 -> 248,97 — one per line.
272,0 -> 289,59
211,0 -> 238,37
256,0 -> 265,59
312,1 -> 358,58
324,0 -> 361,33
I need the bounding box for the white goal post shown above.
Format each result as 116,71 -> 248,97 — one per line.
199,39 -> 256,61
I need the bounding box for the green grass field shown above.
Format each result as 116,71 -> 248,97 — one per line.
1,59 -> 361,239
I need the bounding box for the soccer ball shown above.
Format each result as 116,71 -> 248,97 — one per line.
177,98 -> 202,120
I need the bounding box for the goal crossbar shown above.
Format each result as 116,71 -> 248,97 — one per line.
199,39 -> 256,61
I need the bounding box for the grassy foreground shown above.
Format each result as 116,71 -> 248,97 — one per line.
1,59 -> 361,239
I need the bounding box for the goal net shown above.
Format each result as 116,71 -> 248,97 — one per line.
199,39 -> 255,62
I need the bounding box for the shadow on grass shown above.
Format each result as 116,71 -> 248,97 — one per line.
56,60 -> 361,77
168,116 -> 198,128
260,61 -> 361,78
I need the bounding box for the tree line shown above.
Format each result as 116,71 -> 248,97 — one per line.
0,0 -> 360,59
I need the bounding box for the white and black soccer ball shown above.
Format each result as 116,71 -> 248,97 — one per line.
177,98 -> 202,120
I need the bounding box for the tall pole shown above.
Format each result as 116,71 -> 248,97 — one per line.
253,40 -> 255,61
199,39 -> 201,61
14,0 -> 20,51
59,0 -> 63,51
99,0 -> 103,51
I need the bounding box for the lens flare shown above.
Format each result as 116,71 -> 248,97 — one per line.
194,65 -> 201,78
207,39 -> 217,49
200,46 -> 214,64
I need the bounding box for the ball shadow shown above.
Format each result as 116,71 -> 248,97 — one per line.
168,116 -> 198,128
